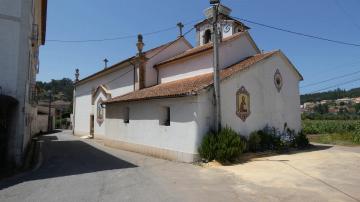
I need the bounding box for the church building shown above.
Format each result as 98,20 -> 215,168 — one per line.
73,4 -> 303,162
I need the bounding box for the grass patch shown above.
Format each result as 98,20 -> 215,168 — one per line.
308,133 -> 360,146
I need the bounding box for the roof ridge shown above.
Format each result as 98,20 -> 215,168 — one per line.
76,37 -> 187,86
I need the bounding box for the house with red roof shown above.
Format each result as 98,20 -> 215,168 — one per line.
73,4 -> 303,162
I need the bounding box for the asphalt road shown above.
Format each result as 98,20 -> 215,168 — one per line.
0,131 -> 240,202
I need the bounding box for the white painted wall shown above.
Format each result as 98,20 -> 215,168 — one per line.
195,89 -> 214,146
158,33 -> 259,84
159,51 -> 213,83
218,33 -> 259,69
74,64 -> 134,136
220,53 -> 301,136
144,38 -> 192,87
105,96 -> 202,155
0,18 -> 20,97
74,39 -> 192,136
0,0 -> 45,166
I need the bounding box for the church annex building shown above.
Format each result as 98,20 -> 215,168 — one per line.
73,4 -> 303,162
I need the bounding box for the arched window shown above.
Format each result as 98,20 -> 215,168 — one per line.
203,29 -> 212,44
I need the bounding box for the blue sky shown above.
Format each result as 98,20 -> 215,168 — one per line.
38,0 -> 360,94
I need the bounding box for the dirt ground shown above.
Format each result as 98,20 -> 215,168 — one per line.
208,144 -> 360,202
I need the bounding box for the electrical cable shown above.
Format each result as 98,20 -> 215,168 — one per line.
231,16 -> 360,47
301,69 -> 360,88
46,19 -> 200,43
309,77 -> 360,93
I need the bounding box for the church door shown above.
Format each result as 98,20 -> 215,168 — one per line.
90,115 -> 94,137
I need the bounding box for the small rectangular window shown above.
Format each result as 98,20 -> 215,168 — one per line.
124,107 -> 129,123
160,107 -> 170,126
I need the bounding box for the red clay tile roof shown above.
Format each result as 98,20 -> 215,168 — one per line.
154,31 -> 248,68
105,51 -> 277,104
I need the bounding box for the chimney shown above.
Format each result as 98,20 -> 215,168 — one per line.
134,34 -> 148,90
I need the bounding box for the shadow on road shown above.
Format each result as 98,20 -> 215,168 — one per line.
0,133 -> 137,190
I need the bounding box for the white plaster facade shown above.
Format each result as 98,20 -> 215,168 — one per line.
159,32 -> 260,84
73,4 -> 302,163
220,52 -> 302,135
73,38 -> 192,138
0,0 -> 47,166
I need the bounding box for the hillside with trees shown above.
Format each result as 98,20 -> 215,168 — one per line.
301,87 -> 360,104
36,78 -> 74,101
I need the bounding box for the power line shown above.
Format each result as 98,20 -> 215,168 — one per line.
46,19 -> 200,43
78,26 -> 195,92
301,69 -> 360,88
149,27 -> 195,60
332,0 -> 360,30
231,16 -> 360,47
309,77 -> 360,93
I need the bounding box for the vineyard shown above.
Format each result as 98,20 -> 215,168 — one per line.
303,120 -> 360,145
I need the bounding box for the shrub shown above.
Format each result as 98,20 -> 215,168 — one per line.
248,131 -> 261,152
250,125 -> 307,152
293,131 -> 309,148
259,126 -> 282,151
198,127 -> 247,163
198,132 -> 218,162
215,127 -> 247,163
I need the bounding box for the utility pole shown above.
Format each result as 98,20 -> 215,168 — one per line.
47,90 -> 52,132
210,0 -> 221,133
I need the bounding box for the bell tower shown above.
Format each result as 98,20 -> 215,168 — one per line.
194,4 -> 250,46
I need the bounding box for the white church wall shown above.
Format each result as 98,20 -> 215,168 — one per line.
220,53 -> 301,137
262,54 -> 302,132
74,64 -> 134,136
105,96 -> 203,162
159,52 -> 213,83
74,88 -> 92,136
218,33 -> 259,69
158,33 -> 259,84
145,38 -> 192,87
195,89 -> 214,145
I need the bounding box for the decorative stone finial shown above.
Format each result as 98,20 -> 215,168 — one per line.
136,34 -> 144,55
177,22 -> 184,37
75,68 -> 79,82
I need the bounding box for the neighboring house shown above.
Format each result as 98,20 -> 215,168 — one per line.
36,105 -> 55,133
320,100 -> 331,105
303,102 -> 315,112
336,97 -> 352,105
73,4 -> 303,162
352,97 -> 360,104
0,0 -> 47,168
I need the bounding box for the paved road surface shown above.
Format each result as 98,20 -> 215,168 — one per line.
0,131 -> 239,202
1,131 -> 360,202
